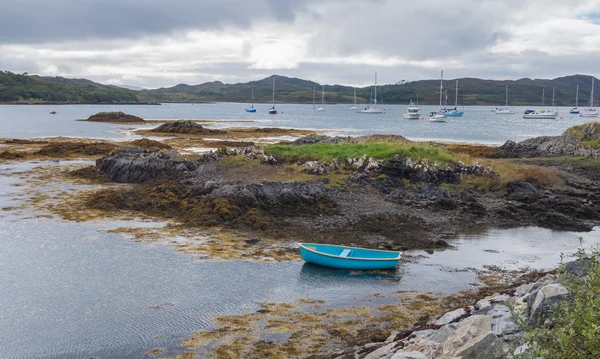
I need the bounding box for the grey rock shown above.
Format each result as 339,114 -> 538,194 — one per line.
432,308 -> 467,326
529,283 -> 569,324
364,341 -> 402,359
515,283 -> 535,297
489,305 -> 520,336
489,293 -> 511,304
564,257 -> 592,277
390,351 -> 427,359
442,315 -> 500,359
475,299 -> 492,312
402,338 -> 442,357
413,323 -> 458,344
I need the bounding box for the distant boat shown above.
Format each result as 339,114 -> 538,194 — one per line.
350,89 -> 357,110
403,93 -> 421,119
359,72 -> 384,114
49,110 -> 56,114
494,85 -> 515,114
444,80 -> 464,117
245,85 -> 256,113
570,84 -> 580,114
298,243 -> 402,270
430,70 -> 447,122
523,88 -> 558,119
580,77 -> 598,118
269,77 -> 277,115
317,85 -> 325,111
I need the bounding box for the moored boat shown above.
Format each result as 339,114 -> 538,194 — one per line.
403,97 -> 421,119
429,70 -> 447,122
579,77 -> 598,118
245,85 -> 256,113
570,84 -> 580,114
522,88 -> 558,119
298,243 -> 402,270
494,85 -> 514,115
359,72 -> 384,114
269,77 -> 277,115
443,80 -> 464,117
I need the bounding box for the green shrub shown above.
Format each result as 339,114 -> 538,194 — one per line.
515,241 -> 600,358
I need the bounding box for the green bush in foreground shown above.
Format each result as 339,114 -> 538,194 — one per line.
516,242 -> 600,359
265,143 -> 456,164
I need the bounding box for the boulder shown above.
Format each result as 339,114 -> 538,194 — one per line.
402,338 -> 442,357
85,111 -> 145,123
390,351 -> 427,359
489,305 -> 519,336
364,341 -> 403,359
442,315 -> 500,359
150,120 -> 225,135
529,283 -> 569,324
432,308 -> 467,326
412,323 -> 457,344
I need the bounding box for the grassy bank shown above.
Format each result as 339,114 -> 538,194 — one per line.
265,143 -> 456,164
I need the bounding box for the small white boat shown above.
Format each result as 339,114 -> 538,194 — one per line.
580,78 -> 598,118
403,96 -> 421,119
523,88 -> 558,119
429,70 -> 447,122
359,72 -> 384,114
350,89 -> 357,110
570,84 -> 580,114
494,85 -> 514,115
317,85 -> 325,111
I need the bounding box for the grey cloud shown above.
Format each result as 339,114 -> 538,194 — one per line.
0,0 -> 319,44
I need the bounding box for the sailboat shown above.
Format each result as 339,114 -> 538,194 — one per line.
523,88 -> 558,119
580,77 -> 598,118
317,85 -> 325,111
570,84 -> 580,114
350,89 -> 357,110
494,85 -> 514,114
269,77 -> 277,115
359,73 -> 384,114
245,85 -> 257,113
312,87 -> 316,109
403,93 -> 421,119
444,80 -> 464,117
429,70 -> 447,122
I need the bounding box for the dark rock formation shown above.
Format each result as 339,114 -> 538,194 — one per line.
37,142 -> 116,156
97,147 -> 200,183
150,120 -> 225,135
127,138 -> 172,151
85,111 -> 145,123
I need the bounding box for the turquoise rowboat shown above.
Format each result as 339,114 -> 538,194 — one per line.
298,243 -> 402,270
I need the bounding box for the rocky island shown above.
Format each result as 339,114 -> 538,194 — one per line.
84,111 -> 145,123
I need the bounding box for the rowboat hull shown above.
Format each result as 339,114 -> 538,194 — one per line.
245,108 -> 256,113
298,243 -> 401,270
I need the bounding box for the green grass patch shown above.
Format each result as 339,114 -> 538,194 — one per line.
581,139 -> 600,150
265,143 -> 456,164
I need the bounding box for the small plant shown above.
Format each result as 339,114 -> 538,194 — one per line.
514,239 -> 600,358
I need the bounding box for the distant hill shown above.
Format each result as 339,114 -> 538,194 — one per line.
2,70 -> 598,106
136,74 -> 600,106
0,71 -> 138,103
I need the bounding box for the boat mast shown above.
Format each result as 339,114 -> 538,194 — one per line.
552,87 -> 555,108
251,85 -> 254,108
374,72 -> 378,109
505,85 -> 508,107
576,84 -> 579,108
542,89 -> 545,107
272,77 -> 275,107
455,80 -> 458,107
313,87 -> 315,108
439,70 -> 443,111
591,78 -> 595,107
321,85 -> 325,106
416,92 -> 419,106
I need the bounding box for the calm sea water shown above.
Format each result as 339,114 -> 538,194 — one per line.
1,161 -> 599,359
0,103 -> 592,144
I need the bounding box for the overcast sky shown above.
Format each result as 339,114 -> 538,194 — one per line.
1,0 -> 600,88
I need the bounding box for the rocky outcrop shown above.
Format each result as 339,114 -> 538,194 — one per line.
96,147 -> 201,182
498,122 -> 600,158
331,272 -> 574,359
380,157 -> 495,185
150,120 -> 225,135
85,111 -> 145,123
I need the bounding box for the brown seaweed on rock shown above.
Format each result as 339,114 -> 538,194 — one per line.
37,142 -> 116,156
85,111 -> 145,123
150,120 -> 226,135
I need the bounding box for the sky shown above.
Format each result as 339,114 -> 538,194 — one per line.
1,0 -> 600,89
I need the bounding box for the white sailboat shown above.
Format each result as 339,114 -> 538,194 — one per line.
523,88 -> 558,119
570,84 -> 580,114
359,73 -> 384,114
350,89 -> 357,110
429,70 -> 447,122
444,80 -> 464,117
494,85 -> 514,114
268,77 -> 277,115
403,93 -> 421,119
317,85 -> 325,111
580,77 -> 598,118
312,86 -> 316,109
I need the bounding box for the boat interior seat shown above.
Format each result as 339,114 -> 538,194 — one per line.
339,249 -> 352,257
